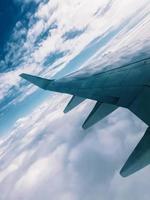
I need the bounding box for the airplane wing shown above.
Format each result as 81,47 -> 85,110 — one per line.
20,58 -> 150,177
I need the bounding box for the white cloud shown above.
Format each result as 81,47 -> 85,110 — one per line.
1,0 -> 149,106
0,93 -> 149,200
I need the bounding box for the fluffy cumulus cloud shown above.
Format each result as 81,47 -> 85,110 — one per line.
0,94 -> 149,200
0,0 -> 150,199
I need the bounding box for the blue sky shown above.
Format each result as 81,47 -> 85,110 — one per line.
0,0 -> 150,199
0,0 -> 40,58
0,0 -> 20,51
0,0 -> 43,134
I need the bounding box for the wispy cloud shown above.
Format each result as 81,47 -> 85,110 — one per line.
62,27 -> 87,41
0,0 -> 149,110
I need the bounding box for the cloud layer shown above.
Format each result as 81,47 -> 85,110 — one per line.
0,94 -> 149,200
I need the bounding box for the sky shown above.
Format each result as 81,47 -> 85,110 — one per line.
0,0 -> 150,200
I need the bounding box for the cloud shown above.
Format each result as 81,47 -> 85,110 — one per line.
0,94 -> 149,200
62,28 -> 87,41
1,0 -> 149,111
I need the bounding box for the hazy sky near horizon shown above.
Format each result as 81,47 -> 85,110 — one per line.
0,0 -> 150,199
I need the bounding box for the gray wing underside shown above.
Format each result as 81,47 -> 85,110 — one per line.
64,96 -> 85,113
20,60 -> 150,177
120,127 -> 150,177
82,102 -> 118,129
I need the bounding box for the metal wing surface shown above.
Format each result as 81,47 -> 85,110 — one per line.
20,58 -> 150,177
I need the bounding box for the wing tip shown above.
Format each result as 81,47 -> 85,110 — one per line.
19,73 -> 35,81
19,73 -> 54,90
20,73 -> 27,78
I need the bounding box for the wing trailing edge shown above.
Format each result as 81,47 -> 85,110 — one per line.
82,102 -> 118,129
64,96 -> 85,113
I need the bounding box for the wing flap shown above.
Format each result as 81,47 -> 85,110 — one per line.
64,96 -> 85,113
120,127 -> 150,177
82,102 -> 118,129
